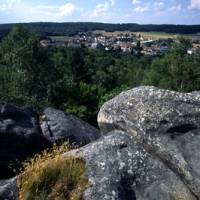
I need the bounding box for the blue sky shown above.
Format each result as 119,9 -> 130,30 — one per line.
0,0 -> 200,24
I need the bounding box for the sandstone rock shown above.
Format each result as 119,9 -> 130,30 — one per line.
40,107 -> 101,146
63,131 -> 196,200
0,103 -> 50,179
98,86 -> 200,199
0,104 -> 100,179
1,131 -> 196,200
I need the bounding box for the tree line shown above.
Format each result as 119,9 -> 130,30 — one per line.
0,26 -> 200,126
1,22 -> 200,39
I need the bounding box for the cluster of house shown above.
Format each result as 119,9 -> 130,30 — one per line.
40,32 -> 200,56
187,43 -> 200,55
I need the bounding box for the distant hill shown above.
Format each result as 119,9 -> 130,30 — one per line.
0,22 -> 200,39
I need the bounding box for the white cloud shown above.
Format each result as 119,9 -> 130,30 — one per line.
92,2 -> 109,17
153,1 -> 164,8
109,0 -> 115,6
0,0 -> 21,10
0,1 -> 80,22
59,3 -> 76,16
189,0 -> 200,9
91,0 -> 115,18
169,4 -> 182,12
132,0 -> 150,13
134,5 -> 149,12
29,4 -> 77,18
7,0 -> 21,4
132,0 -> 140,5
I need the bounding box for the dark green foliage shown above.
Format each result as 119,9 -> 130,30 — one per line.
1,26 -> 200,126
143,37 -> 200,92
1,22 -> 200,39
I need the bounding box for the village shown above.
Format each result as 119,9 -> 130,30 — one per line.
40,31 -> 200,56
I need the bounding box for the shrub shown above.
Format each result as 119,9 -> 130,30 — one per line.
18,143 -> 89,200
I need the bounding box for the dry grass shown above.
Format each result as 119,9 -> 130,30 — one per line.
18,143 -> 89,200
93,30 -> 200,40
93,30 -> 177,39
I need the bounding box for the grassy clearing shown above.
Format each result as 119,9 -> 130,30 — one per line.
18,143 -> 89,200
93,30 -> 200,40
50,36 -> 71,42
49,31 -> 200,42
93,30 -> 177,38
134,31 -> 177,39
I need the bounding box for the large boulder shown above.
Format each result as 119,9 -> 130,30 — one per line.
0,104 -> 100,179
98,86 -> 200,199
0,103 -> 50,179
1,131 -> 197,200
63,131 -> 196,200
40,108 -> 101,146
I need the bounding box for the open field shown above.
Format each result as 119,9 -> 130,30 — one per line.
93,30 -> 177,39
93,30 -> 200,40
49,31 -> 200,43
134,32 -> 177,39
50,36 -> 72,42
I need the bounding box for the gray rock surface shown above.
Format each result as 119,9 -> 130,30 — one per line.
98,86 -> 200,199
0,103 -> 50,179
64,131 -> 196,200
1,131 -> 197,200
0,178 -> 19,200
0,104 -> 100,179
40,107 -> 101,146
2,86 -> 200,200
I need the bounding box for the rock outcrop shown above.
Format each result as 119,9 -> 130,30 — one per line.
0,104 -> 100,179
2,86 -> 200,200
98,86 -> 200,199
1,131 -> 197,200
0,103 -> 50,179
40,107 -> 101,146
63,131 -> 196,200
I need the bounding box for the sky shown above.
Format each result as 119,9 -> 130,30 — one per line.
0,0 -> 200,24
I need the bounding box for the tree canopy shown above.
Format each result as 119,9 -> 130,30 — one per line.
1,22 -> 200,39
1,26 -> 200,126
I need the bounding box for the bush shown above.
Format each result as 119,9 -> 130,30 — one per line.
18,143 -> 89,200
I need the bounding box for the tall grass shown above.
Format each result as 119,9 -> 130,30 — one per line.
18,143 -> 89,200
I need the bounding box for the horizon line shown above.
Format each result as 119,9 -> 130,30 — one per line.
0,22 -> 200,26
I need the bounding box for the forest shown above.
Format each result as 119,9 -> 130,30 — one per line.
1,22 -> 200,39
0,26 -> 200,126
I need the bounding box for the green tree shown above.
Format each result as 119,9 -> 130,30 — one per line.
143,37 -> 200,92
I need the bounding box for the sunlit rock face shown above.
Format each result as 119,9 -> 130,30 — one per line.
98,86 -> 200,199
63,131 -> 196,200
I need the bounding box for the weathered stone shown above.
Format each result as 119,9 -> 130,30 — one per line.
98,86 -> 200,199
40,107 -> 101,146
63,131 -> 196,200
0,177 -> 19,200
0,103 -> 50,179
1,131 -> 196,200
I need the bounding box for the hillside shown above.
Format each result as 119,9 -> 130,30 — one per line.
0,22 -> 200,39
